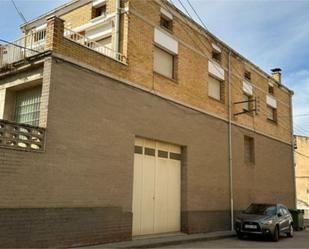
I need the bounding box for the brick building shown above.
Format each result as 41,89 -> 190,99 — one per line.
295,135 -> 309,218
0,0 -> 295,247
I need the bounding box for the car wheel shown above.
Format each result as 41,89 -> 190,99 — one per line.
272,226 -> 279,242
287,224 -> 294,238
237,232 -> 243,239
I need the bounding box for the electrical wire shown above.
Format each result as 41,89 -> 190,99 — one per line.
11,0 -> 27,24
185,0 -> 208,30
131,1 -> 299,137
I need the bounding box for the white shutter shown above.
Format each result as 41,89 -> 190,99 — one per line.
208,76 -> 221,100
154,47 -> 174,79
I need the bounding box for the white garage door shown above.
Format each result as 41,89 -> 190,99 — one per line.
132,137 -> 181,236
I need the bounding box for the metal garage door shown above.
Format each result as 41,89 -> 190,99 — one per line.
132,137 -> 181,236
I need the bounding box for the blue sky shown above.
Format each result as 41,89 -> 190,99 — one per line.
0,0 -> 309,135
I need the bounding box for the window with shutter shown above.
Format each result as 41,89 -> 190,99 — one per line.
267,105 -> 277,122
208,76 -> 221,100
153,46 -> 175,79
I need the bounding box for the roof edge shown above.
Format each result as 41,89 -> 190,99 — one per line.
163,0 -> 293,94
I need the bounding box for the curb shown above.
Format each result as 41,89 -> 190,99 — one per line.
81,231 -> 236,249
128,233 -> 235,248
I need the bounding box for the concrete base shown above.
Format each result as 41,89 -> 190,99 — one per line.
75,231 -> 235,248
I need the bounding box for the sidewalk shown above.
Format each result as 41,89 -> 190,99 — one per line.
75,231 -> 235,249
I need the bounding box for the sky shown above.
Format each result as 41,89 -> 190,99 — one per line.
0,0 -> 309,135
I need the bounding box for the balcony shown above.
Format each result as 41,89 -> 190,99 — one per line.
0,29 -> 46,69
64,28 -> 126,63
0,119 -> 45,152
0,17 -> 126,71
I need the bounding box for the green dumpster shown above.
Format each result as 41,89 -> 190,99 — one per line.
289,209 -> 305,231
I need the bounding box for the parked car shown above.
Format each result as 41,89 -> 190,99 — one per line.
234,203 -> 294,241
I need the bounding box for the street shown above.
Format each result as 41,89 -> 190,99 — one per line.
157,229 -> 309,248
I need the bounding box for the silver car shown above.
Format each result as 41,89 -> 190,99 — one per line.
234,203 -> 294,241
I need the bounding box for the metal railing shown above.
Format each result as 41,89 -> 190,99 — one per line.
0,119 -> 45,152
0,28 -> 46,68
64,28 -> 126,63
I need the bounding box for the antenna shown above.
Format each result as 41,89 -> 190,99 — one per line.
11,0 -> 27,24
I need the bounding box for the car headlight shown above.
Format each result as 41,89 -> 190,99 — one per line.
261,219 -> 274,225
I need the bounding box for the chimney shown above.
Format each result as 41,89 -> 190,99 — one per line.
271,68 -> 282,84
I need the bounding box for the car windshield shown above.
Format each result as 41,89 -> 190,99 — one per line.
244,204 -> 277,216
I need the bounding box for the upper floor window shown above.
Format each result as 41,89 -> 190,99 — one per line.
160,14 -> 173,32
93,4 -> 107,18
267,105 -> 277,122
33,30 -> 46,43
208,75 -> 223,101
244,70 -> 251,81
212,50 -> 221,63
14,86 -> 42,127
243,94 -> 253,112
268,84 -> 274,95
153,46 -> 175,79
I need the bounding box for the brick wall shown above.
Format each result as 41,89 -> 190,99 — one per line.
41,0 -> 293,144
0,58 -> 295,246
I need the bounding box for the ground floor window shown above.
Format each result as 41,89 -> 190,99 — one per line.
244,135 -> 255,164
14,86 -> 42,126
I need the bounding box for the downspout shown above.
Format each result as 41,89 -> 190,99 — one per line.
290,93 -> 297,208
115,0 -> 121,54
228,50 -> 234,231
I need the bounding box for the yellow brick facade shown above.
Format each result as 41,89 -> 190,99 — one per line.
295,136 -> 309,216
36,0 -> 293,143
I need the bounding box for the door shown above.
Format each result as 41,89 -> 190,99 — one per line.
132,137 -> 181,236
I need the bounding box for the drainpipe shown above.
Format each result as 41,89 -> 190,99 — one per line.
290,93 -> 297,208
228,50 -> 234,231
115,0 -> 121,54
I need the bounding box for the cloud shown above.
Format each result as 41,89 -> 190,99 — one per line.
285,70 -> 309,135
174,0 -> 309,135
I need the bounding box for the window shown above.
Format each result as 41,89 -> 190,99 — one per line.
208,76 -> 222,101
212,50 -> 221,63
33,30 -> 46,43
160,14 -> 173,31
14,86 -> 42,126
244,70 -> 251,81
268,84 -> 274,95
243,94 -> 253,112
153,46 -> 175,79
93,4 -> 107,18
243,94 -> 250,111
267,105 -> 277,122
244,136 -> 255,164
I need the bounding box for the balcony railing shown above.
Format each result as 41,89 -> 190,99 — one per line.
0,24 -> 126,69
0,28 -> 46,68
0,119 -> 45,152
64,28 -> 126,64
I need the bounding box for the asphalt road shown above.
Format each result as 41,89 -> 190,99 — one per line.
157,229 -> 309,248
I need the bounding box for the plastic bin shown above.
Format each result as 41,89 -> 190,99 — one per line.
289,209 -> 305,231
